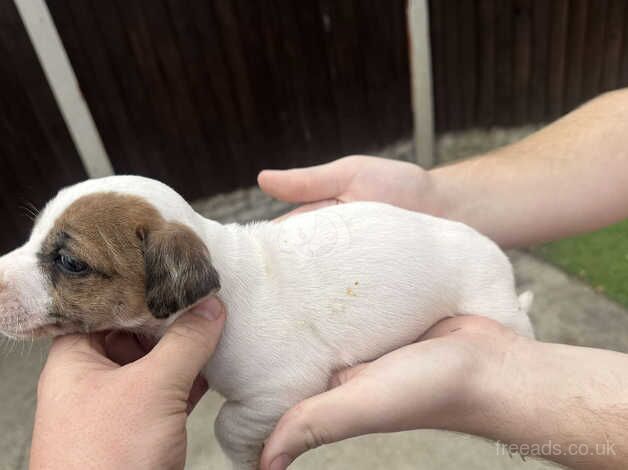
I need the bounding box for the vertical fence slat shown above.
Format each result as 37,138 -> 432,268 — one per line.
528,0 -> 550,122
319,0 -> 370,154
459,0 -> 477,129
563,0 -> 588,112
0,0 -> 85,252
581,0 -> 608,102
476,0 -> 496,127
429,0 -> 448,132
601,0 -> 625,92
444,0 -> 463,130
495,0 -> 514,125
513,0 -> 532,124
547,0 -> 569,119
619,0 -> 628,87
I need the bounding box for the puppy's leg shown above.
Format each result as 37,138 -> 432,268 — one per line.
215,400 -> 281,470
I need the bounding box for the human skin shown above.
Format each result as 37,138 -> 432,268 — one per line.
260,89 -> 628,248
29,297 -> 224,470
257,90 -> 628,469
259,317 -> 628,470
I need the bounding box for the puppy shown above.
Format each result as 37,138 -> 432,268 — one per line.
0,176 -> 533,469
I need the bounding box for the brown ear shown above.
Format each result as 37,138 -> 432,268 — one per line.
141,222 -> 220,319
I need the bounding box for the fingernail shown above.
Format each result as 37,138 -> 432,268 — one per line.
192,297 -> 223,321
270,454 -> 292,470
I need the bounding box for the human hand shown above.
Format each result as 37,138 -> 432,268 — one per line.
261,311 -> 628,470
259,315 -> 519,470
258,156 -> 438,218
29,296 -> 225,470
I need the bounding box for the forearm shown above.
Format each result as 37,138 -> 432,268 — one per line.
427,89 -> 628,247
452,338 -> 628,469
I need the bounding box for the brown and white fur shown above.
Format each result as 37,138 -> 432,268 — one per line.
0,175 -> 534,469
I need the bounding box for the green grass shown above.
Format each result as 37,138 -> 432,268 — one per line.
534,219 -> 628,309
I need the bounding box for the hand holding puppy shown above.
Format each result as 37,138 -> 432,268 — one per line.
261,314 -> 628,470
29,297 -> 225,470
260,315 -> 511,470
258,155 -> 437,218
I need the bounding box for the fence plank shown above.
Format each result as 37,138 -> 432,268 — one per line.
547,0 -> 569,119
476,0 -> 496,126
0,0 -> 85,252
581,0 -> 608,102
443,0 -> 463,130
513,0 -> 532,124
528,0 -> 550,122
429,0 -> 449,131
601,0 -> 625,92
495,0 -> 514,125
459,0 -> 477,128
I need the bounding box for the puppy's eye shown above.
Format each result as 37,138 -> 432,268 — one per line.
55,254 -> 89,275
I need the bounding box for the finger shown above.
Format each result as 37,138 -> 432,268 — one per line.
105,332 -> 147,365
418,316 -> 460,341
147,296 -> 225,390
258,160 -> 351,203
273,200 -> 340,222
260,380 -> 381,470
186,375 -> 209,414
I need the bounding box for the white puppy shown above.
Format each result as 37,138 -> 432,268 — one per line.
0,176 -> 533,469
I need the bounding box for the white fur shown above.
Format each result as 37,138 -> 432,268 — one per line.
0,176 -> 534,469
0,246 -> 51,338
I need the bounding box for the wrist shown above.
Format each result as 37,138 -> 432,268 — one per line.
462,337 -> 628,469
423,162 -> 473,221
415,320 -> 530,433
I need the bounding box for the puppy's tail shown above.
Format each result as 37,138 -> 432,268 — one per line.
518,290 -> 534,315
513,290 -> 535,338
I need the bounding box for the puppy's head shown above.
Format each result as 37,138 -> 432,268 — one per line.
0,176 -> 220,339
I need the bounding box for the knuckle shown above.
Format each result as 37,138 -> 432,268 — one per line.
283,402 -> 330,451
168,320 -> 208,347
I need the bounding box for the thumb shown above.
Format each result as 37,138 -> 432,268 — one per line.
147,296 -> 225,390
258,159 -> 353,203
260,370 -> 381,470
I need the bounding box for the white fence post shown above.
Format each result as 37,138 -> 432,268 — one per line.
14,0 -> 113,178
408,0 -> 435,168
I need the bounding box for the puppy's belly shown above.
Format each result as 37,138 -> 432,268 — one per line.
302,287 -> 454,369
207,257 -> 486,403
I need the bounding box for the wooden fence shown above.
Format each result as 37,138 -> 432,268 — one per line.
0,0 -> 86,254
430,0 -> 628,131
2,0 -> 628,253
47,0 -> 412,200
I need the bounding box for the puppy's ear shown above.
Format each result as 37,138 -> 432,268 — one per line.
141,222 -> 220,319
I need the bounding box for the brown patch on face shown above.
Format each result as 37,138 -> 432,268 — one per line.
37,193 -> 219,334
